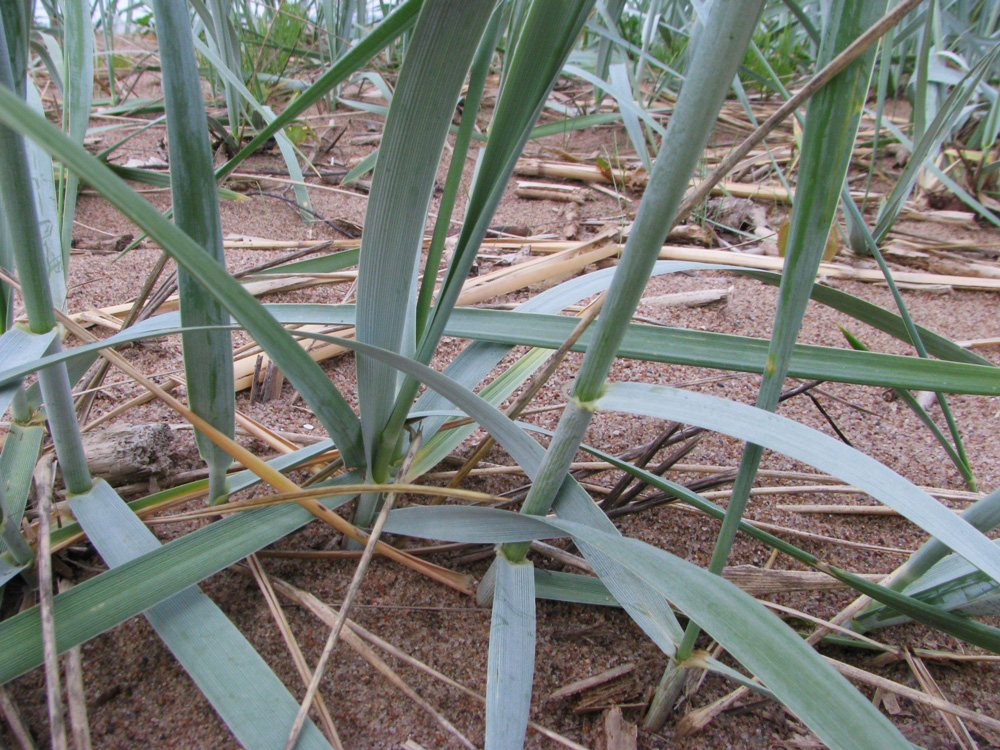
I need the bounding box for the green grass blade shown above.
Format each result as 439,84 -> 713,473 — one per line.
0,556 -> 26,587
415,4 -> 503,338
386,482 -> 1000,655
609,62 -> 652,172
843,328 -> 974,486
218,0 -> 423,181
566,523 -> 910,750
571,438 -> 1000,652
25,84 -> 67,310
873,42 -> 1000,240
354,0 -> 496,485
415,0 -> 597,369
0,1 -> 30,99
151,0 -> 235,502
49,438 -> 336,548
23,349 -> 96,413
486,554 -> 535,750
855,487 -> 1000,629
532,568 -> 617,607
597,381 -> 1000,585
246,247 -> 359,276
385,507 -> 911,749
58,0 -> 94,266
203,0 -> 245,131
68,481 -> 331,750
742,268 -> 993,366
8,286 -> 999,411
279,330 -> 685,652
526,111 -> 625,138
892,487 -> 1000,593
855,541 -> 1000,631
563,62 -> 666,138
0,471 -> 358,684
105,164 -> 246,200
410,348 -> 549,477
437,307 -> 1000,395
340,148 -> 377,184
592,0 -> 628,102
0,22 -> 91,494
839,187 -> 975,487
0,81 -> 365,467
687,0 -> 889,666
504,0 -> 765,566
192,35 -> 313,216
0,423 -> 44,566
0,329 -> 56,415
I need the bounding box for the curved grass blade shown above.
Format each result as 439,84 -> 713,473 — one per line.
8,289 -> 1000,413
0,471 -> 360,684
568,437 -> 1000,652
893,487 -> 1000,593
839,185 -> 975,488
855,487 -> 1000,629
843,328 -> 974,487
287,331 -> 687,655
563,62 -> 666,139
384,506 -> 911,750
192,35 -> 313,216
741,269 -> 993,366
436,307 -> 1000,394
0,81 -> 365,468
68,481 -> 331,750
855,540 -> 1000,631
873,42 -> 1000,240
410,347 -> 549,477
218,0 -> 423,181
597,381 -> 1000,585
151,0 -> 235,501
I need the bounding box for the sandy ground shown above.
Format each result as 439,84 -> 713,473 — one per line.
2,65 -> 1000,750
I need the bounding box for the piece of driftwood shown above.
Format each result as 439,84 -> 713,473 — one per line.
0,685 -> 36,750
262,361 -> 285,402
497,240 -> 1000,291
605,706 -> 638,750
549,664 -> 636,702
721,565 -> 884,596
777,504 -> 962,516
958,336 -> 1000,348
79,423 -> 172,483
515,181 -> 585,204
67,274 -> 350,330
642,287 -> 732,310
514,158 -> 881,203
